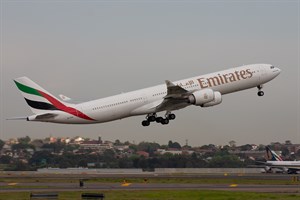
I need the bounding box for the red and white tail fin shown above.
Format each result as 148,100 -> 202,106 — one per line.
265,146 -> 283,161
14,77 -> 94,121
14,77 -> 70,114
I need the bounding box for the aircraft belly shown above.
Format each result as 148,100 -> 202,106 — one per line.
90,106 -> 133,123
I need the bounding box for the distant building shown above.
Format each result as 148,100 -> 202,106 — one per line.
7,138 -> 18,145
1,144 -> 12,156
79,140 -> 111,151
136,151 -> 149,158
156,149 -> 194,155
251,144 -> 258,150
65,138 -> 71,144
114,145 -> 129,151
74,137 -> 84,143
49,137 -> 57,143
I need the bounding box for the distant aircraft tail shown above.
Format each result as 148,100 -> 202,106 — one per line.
14,77 -> 70,114
265,146 -> 283,161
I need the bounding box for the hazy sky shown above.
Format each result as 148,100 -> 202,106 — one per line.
1,1 -> 299,146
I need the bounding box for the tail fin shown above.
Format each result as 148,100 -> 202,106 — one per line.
265,146 -> 283,161
14,77 -> 69,114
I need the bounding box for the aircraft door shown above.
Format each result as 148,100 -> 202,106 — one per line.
259,66 -> 267,81
142,94 -> 148,104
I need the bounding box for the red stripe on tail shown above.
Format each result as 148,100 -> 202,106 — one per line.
38,90 -> 94,121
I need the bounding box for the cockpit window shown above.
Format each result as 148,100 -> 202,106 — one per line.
270,66 -> 275,69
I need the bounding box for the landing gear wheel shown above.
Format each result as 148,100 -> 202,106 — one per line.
168,114 -> 176,120
148,115 -> 156,122
142,120 -> 150,126
257,91 -> 264,96
161,118 -> 169,125
156,117 -> 163,123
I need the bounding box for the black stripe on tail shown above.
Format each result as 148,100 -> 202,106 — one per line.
24,98 -> 59,110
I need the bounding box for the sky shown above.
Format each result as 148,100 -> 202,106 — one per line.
0,0 -> 299,147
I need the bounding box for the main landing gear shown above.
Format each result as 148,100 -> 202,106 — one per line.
142,112 -> 176,126
257,85 -> 264,96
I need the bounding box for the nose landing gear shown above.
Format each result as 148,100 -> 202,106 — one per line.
257,85 -> 264,96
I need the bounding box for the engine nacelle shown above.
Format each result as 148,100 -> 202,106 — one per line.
264,166 -> 272,173
202,91 -> 222,107
188,89 -> 215,106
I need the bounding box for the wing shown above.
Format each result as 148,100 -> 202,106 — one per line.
286,167 -> 300,174
155,80 -> 193,112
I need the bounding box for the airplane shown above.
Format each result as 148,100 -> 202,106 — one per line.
260,146 -> 300,174
12,64 -> 280,126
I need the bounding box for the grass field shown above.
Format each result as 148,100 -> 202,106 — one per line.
0,190 -> 299,200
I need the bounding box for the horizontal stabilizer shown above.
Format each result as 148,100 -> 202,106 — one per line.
35,113 -> 58,120
27,113 -> 58,121
6,116 -> 28,120
59,94 -> 72,102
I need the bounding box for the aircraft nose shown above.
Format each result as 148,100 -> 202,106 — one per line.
275,67 -> 281,75
273,67 -> 281,77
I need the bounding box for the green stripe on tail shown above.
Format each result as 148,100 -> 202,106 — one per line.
14,81 -> 42,97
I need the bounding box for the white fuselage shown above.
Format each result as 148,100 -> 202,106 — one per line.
31,64 -> 281,124
266,161 -> 300,167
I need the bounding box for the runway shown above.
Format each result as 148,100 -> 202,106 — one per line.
1,182 -> 300,193
1,172 -> 300,193
0,171 -> 297,181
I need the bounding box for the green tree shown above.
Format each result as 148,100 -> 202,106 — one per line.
257,144 -> 265,151
18,136 -> 31,144
12,143 -> 35,153
208,154 -> 244,168
63,144 -> 79,153
0,155 -> 12,164
8,161 -> 32,171
229,140 -> 236,147
281,147 -> 290,157
0,139 -> 5,150
101,149 -> 117,167
285,140 -> 292,145
114,139 -> 122,145
137,142 -> 160,156
29,151 -> 54,167
41,141 -> 65,153
168,140 -> 181,149
78,159 -> 87,167
118,157 -> 133,168
171,142 -> 181,149
239,144 -> 253,151
129,144 -> 138,153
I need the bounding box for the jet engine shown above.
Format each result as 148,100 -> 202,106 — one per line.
188,89 -> 214,106
264,166 -> 272,173
202,91 -> 222,107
